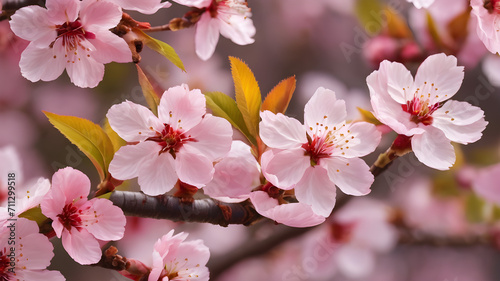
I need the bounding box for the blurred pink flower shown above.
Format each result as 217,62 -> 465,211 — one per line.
482,53 -> 500,87
472,163 -> 500,204
110,0 -> 171,14
40,167 -> 126,265
0,146 -> 22,206
471,0 -> 500,54
9,0 -> 131,88
0,218 -> 65,280
107,84 -> 233,195
171,0 -> 255,60
260,87 -> 380,217
149,230 -> 210,281
367,53 -> 487,170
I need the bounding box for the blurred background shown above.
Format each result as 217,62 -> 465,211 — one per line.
2,0 -> 500,280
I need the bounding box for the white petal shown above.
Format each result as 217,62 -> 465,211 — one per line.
249,191 -> 326,227
19,43 -> 66,83
184,114 -> 233,161
384,61 -> 414,104
80,0 -> 123,30
304,87 -> 347,130
106,100 -> 163,142
331,121 -> 381,158
473,163 -> 500,204
175,149 -> 214,187
87,30 -> 132,64
259,110 -> 306,149
264,148 -> 311,189
294,166 -> 337,217
62,229 -> 102,265
157,84 -> 206,132
195,12 -> 220,61
114,0 -> 171,14
336,245 -> 375,279
9,6 -> 55,47
407,0 -> 436,9
414,53 -> 464,102
109,142 -> 161,181
17,270 -> 65,281
47,0 -> 80,23
171,0 -> 212,8
411,127 -> 456,170
433,118 -> 487,144
323,157 -> 373,196
66,50 -> 105,88
219,14 -> 255,45
433,100 -> 486,125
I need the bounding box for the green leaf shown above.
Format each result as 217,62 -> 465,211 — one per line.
465,193 -> 485,223
262,76 -> 296,114
44,112 -> 115,181
136,64 -> 160,116
355,0 -> 384,35
206,91 -> 257,146
229,57 -> 261,140
357,107 -> 382,125
103,118 -> 126,153
18,207 -> 48,227
136,30 -> 185,72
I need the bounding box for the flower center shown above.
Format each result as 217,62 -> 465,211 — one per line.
57,203 -> 83,231
484,0 -> 500,14
146,124 -> 196,159
302,134 -> 334,166
0,251 -> 13,281
208,0 -> 250,18
402,96 -> 440,125
55,20 -> 95,50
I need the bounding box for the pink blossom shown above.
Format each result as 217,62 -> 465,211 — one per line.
0,146 -> 22,205
0,218 -> 65,280
471,0 -> 500,54
9,0 -> 132,88
40,167 -> 126,265
259,87 -> 380,217
482,53 -> 500,87
172,0 -> 255,60
367,53 -> 487,170
148,230 -> 210,281
107,84 -> 233,195
472,163 -> 500,204
109,0 -> 171,14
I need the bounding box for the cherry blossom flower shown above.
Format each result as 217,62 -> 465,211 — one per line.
0,218 -> 65,281
472,163 -> 500,204
9,0 -> 132,88
259,87 -> 381,217
407,0 -> 435,9
40,167 -> 126,265
107,84 -> 233,196
109,0 -> 171,14
171,0 -> 255,60
148,230 -> 209,281
471,0 -> 500,54
367,53 -> 487,170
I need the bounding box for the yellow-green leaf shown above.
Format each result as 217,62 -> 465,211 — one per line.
262,76 -> 296,114
426,12 -> 445,50
136,30 -> 185,71
229,57 -> 261,139
136,64 -> 161,116
355,0 -> 384,35
357,107 -> 382,125
385,7 -> 412,39
103,118 -> 126,153
19,207 -> 48,227
44,111 -> 115,181
206,91 -> 257,146
465,193 -> 485,223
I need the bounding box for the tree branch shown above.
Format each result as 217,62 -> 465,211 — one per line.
109,191 -> 261,227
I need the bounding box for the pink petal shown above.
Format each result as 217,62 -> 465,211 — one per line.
157,84 -> 206,132
249,191 -> 326,227
17,270 -> 65,281
433,118 -> 487,145
15,218 -> 54,270
304,87 -> 347,131
471,0 -> 500,54
336,245 -> 374,279
411,126 -> 456,170
51,167 -> 91,205
323,157 -> 373,196
184,114 -> 233,162
85,198 -> 126,241
408,0 -> 435,9
260,149 -> 283,188
294,166 -> 337,217
114,0 -> 172,14
46,0 -> 80,23
61,228 -> 102,265
80,0 -> 123,30
171,0 -> 212,8
16,177 -> 51,217
433,100 -> 486,126
384,61 -> 414,104
107,100 -> 163,142
259,111 -> 307,149
9,6 -> 55,47
414,53 -> 464,102
65,49 -> 105,88
19,43 -> 66,83
170,239 -> 210,269
472,163 -> 500,204
331,121 -> 381,158
195,12 -> 220,60
264,148 -> 311,189
87,30 -> 132,64
109,142 -> 162,181
137,153 -> 178,195
175,148 -> 215,187
352,220 -> 397,252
